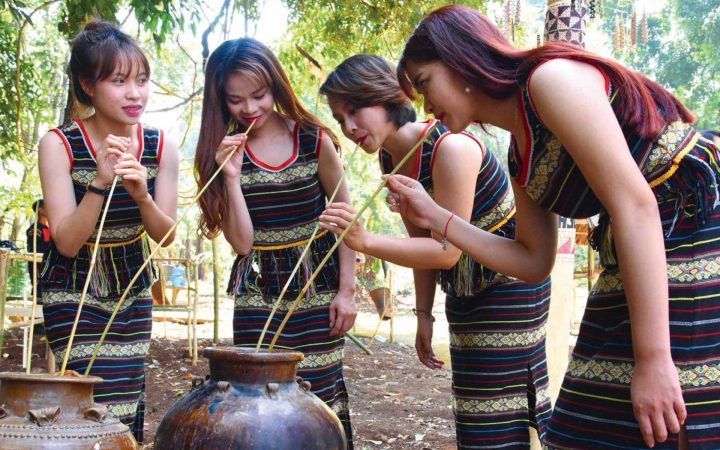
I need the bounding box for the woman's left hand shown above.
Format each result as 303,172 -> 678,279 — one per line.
319,202 -> 369,252
328,290 -> 356,337
115,153 -> 149,204
631,356 -> 686,447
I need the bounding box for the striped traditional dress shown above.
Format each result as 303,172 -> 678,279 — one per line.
381,120 -> 552,449
509,62 -> 720,449
41,119 -> 162,443
229,123 -> 353,448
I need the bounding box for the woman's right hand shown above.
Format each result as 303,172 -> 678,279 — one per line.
383,174 -> 448,232
216,133 -> 248,179
416,316 -> 444,370
95,134 -> 130,187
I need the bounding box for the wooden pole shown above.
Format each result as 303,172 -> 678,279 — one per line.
212,237 -> 220,344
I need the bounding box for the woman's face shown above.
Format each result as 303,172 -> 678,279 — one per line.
405,60 -> 475,133
224,71 -> 275,129
327,96 -> 394,153
86,59 -> 149,125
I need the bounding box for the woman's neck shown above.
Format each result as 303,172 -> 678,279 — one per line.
249,112 -> 290,140
382,121 -> 428,160
84,113 -> 135,141
472,91 -> 523,138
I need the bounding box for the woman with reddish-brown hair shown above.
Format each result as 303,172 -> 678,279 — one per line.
382,4 -> 720,449
194,38 -> 356,448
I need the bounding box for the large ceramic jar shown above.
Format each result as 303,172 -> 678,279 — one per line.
155,347 -> 346,449
0,371 -> 136,449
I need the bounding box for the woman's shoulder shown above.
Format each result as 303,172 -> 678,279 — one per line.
528,59 -> 606,92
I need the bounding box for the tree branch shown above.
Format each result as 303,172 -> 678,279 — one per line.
202,0 -> 231,68
146,88 -> 203,113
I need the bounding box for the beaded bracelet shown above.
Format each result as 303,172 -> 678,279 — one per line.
412,308 -> 436,322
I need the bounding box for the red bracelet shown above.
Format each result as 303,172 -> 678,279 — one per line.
441,212 -> 454,251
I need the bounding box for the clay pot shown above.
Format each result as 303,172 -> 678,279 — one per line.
0,371 -> 136,449
155,347 -> 346,450
369,287 -> 392,320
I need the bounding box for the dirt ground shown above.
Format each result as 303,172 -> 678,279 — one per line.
0,283 -> 459,450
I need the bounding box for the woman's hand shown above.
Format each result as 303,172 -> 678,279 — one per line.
95,134 -> 129,187
631,356 -> 686,447
415,315 -> 444,369
319,202 -> 369,252
115,153 -> 149,204
383,174 -> 447,232
216,133 -> 248,179
329,290 -> 356,337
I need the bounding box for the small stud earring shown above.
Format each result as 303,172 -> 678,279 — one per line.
464,86 -> 471,93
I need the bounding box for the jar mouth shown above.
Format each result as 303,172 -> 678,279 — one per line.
0,371 -> 103,384
202,346 -> 304,364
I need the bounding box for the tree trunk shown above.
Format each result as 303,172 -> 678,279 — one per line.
62,82 -> 74,124
9,164 -> 35,243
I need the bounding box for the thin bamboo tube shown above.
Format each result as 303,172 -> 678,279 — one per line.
60,176 -> 121,375
83,121 -> 255,375
255,142 -> 362,351
24,202 -> 39,374
267,122 -> 439,350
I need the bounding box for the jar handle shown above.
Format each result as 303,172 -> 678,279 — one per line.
192,376 -> 206,390
28,406 -> 60,427
84,405 -> 108,423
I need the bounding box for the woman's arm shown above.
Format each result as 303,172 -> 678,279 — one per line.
403,218 -> 444,370
320,133 -> 485,270
316,132 -> 356,336
529,59 -> 684,447
216,133 -> 254,255
38,131 -> 124,257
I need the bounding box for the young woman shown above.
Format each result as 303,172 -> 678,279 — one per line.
385,5 -> 720,449
194,38 -> 356,447
318,55 -> 551,448
38,20 -> 178,443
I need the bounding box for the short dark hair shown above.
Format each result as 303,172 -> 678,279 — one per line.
69,19 -> 150,107
699,129 -> 720,141
32,199 -> 44,211
320,55 -> 416,128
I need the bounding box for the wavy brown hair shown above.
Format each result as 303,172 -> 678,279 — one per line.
195,38 -> 340,238
320,55 -> 416,128
398,4 -> 694,140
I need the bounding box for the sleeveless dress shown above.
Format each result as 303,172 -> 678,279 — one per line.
228,123 -> 353,448
41,119 -> 162,443
381,120 -> 552,448
508,63 -> 720,449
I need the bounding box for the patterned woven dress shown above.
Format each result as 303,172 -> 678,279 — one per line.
509,63 -> 720,449
41,119 -> 161,442
381,120 -> 552,449
229,123 -> 353,448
